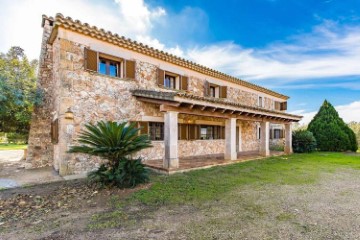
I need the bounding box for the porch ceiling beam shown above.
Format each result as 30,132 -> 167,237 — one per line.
135,96 -> 181,107
188,104 -> 194,109
159,104 -> 292,123
211,107 -> 217,112
200,106 -> 207,111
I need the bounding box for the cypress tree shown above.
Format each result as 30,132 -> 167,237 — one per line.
308,100 -> 358,152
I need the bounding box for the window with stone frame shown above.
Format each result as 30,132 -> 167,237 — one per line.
164,74 -> 177,89
84,48 -> 136,79
257,126 -> 261,140
199,125 -> 222,140
258,96 -> 264,108
149,122 -> 164,141
99,58 -> 120,77
274,129 -> 281,139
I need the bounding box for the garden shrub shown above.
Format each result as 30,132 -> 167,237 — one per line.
292,130 -> 317,153
69,121 -> 152,188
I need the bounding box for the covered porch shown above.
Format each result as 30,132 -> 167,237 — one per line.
132,90 -> 302,173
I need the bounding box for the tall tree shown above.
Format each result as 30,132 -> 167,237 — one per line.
308,100 -> 358,152
348,121 -> 360,146
0,47 -> 40,133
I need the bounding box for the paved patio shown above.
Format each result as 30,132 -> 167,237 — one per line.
144,151 -> 285,174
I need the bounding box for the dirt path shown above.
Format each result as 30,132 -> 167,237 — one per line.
0,150 -> 62,189
1,168 -> 360,239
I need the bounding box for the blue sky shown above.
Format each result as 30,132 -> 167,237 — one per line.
0,0 -> 359,123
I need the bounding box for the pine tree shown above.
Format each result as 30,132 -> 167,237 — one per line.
308,100 -> 358,152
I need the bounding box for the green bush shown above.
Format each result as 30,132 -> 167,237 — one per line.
292,130 -> 317,153
7,132 -> 28,144
69,121 -> 152,188
89,158 -> 149,188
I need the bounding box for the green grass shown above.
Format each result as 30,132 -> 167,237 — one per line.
0,143 -> 27,150
88,152 -> 360,231
129,152 -> 360,206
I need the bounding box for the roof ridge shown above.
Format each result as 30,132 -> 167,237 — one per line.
45,13 -> 289,100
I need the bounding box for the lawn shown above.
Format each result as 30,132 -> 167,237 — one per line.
1,152 -> 360,239
0,143 -> 27,150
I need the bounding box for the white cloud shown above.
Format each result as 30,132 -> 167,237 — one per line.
185,21 -> 360,86
291,101 -> 360,125
0,0 -> 167,59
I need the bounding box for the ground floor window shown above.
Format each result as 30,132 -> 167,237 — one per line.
200,125 -> 221,140
136,122 -> 226,141
149,122 -> 164,141
274,129 -> 281,139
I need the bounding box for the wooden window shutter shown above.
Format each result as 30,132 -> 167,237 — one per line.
125,60 -> 136,79
139,122 -> 148,135
220,86 -> 227,98
275,101 -> 281,110
179,124 -> 188,140
157,69 -> 164,86
51,119 -> 59,144
204,81 -> 210,97
269,129 -> 273,139
181,76 -> 188,91
84,48 -> 98,72
221,126 -> 225,139
189,124 -> 196,140
280,102 -> 288,111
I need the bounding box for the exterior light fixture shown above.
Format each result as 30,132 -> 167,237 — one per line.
65,108 -> 74,120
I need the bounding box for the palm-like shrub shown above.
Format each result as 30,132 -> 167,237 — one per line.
69,121 -> 152,188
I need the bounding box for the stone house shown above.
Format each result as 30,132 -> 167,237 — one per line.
26,14 -> 302,176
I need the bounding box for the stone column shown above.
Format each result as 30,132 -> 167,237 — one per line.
260,121 -> 270,156
225,118 -> 237,160
164,111 -> 179,169
284,123 -> 293,154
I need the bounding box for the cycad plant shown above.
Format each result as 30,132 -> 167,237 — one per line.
69,121 -> 152,188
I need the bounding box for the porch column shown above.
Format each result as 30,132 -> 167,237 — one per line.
260,121 -> 270,156
164,111 -> 179,169
225,118 -> 237,160
284,123 -> 293,154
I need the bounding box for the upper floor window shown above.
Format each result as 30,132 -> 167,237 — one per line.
206,82 -> 227,99
84,48 -> 136,79
157,69 -> 188,91
209,86 -> 216,97
99,58 -> 120,77
258,96 -> 264,108
164,74 -> 176,89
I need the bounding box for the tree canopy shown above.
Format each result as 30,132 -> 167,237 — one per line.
308,100 -> 358,152
0,47 -> 41,133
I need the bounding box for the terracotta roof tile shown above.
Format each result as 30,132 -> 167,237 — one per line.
43,13 -> 290,100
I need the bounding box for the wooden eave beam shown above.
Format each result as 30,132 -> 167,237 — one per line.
135,96 -> 180,107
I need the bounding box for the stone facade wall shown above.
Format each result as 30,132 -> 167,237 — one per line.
179,140 -> 225,158
241,121 -> 260,152
28,26 -> 273,175
26,20 -> 56,168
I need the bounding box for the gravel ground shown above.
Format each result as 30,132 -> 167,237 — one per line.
1,168 -> 360,239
